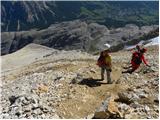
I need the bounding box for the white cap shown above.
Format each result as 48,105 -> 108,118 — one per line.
104,43 -> 111,49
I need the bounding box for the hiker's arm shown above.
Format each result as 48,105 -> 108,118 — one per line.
109,56 -> 112,67
142,56 -> 148,65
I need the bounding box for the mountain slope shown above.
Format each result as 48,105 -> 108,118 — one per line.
1,44 -> 159,119
1,1 -> 159,32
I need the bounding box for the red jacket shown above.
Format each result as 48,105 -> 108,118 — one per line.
131,52 -> 148,65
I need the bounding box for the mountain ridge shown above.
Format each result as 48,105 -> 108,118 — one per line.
1,20 -> 158,55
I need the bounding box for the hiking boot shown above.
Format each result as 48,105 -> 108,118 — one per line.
107,81 -> 113,84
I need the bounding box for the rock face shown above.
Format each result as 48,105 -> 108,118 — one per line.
1,20 -> 158,55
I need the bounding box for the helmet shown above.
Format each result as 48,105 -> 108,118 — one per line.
104,43 -> 110,50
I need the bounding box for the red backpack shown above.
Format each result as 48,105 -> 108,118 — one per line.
132,52 -> 142,65
97,53 -> 105,67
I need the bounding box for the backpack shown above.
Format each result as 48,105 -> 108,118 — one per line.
97,53 -> 105,67
132,52 -> 142,64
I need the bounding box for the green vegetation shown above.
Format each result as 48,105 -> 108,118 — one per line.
77,1 -> 159,28
1,1 -> 159,31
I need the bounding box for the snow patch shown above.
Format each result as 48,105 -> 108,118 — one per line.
144,37 -> 159,47
124,37 -> 159,50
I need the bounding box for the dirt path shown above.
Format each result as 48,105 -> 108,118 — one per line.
44,60 -> 126,118
2,58 -> 127,118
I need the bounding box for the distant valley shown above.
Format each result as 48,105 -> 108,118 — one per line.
1,1 -> 158,32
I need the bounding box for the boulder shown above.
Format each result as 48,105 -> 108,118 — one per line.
117,92 -> 134,104
37,84 -> 49,93
93,96 -> 123,119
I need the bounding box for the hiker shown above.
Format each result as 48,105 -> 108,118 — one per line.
122,48 -> 150,74
97,44 -> 112,84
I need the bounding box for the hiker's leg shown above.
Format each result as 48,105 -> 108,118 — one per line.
101,67 -> 105,80
122,62 -> 140,74
122,68 -> 136,74
122,68 -> 133,74
129,64 -> 139,74
106,69 -> 112,84
129,69 -> 135,74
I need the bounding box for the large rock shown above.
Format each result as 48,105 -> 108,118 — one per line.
93,96 -> 123,119
117,92 -> 136,104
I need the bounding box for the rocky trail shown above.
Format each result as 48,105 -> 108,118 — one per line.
0,44 -> 159,119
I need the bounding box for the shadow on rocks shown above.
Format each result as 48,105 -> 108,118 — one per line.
9,96 -> 20,105
78,78 -> 107,87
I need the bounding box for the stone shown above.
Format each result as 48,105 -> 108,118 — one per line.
22,98 -> 30,105
40,114 -> 46,119
25,112 -> 32,118
15,111 -> 21,117
93,96 -> 123,119
127,87 -> 133,91
117,92 -> 134,104
130,102 -> 141,109
37,84 -> 48,93
144,105 -> 150,113
8,96 -> 19,105
23,105 -> 32,112
90,68 -> 96,73
147,116 -> 152,119
118,103 -> 130,111
115,79 -> 121,84
131,93 -> 140,101
70,73 -> 83,84
25,96 -> 32,101
32,103 -> 39,109
31,98 -> 39,105
85,113 -> 95,119
41,106 -> 49,113
138,93 -> 148,98
134,73 -> 140,79
32,108 -> 42,115
154,97 -> 159,103
154,77 -> 159,81
2,113 -> 10,119
153,106 -> 159,113
133,89 -> 148,98
52,114 -> 60,119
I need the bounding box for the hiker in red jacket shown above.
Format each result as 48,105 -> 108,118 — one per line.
122,48 -> 150,74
